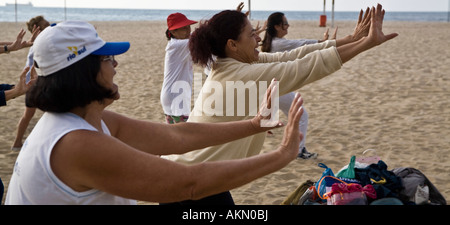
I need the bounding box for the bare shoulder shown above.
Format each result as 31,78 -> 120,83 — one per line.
53,129 -> 113,158
50,128 -> 159,192
50,129 -> 116,191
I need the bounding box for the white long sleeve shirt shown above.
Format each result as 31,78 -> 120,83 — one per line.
160,38 -> 194,116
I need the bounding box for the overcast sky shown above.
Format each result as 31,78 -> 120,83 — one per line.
1,0 -> 449,12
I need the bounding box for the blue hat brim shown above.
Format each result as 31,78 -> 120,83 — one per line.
92,42 -> 130,56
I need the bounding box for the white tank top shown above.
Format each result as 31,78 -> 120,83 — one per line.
5,112 -> 137,205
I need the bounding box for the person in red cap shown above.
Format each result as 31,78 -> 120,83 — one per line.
160,13 -> 197,124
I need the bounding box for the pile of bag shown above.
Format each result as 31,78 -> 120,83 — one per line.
282,154 -> 447,205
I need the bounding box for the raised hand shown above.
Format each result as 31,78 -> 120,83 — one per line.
251,78 -> 283,129
279,92 -> 304,160
25,25 -> 41,47
236,2 -> 250,17
15,66 -> 37,95
255,20 -> 267,35
336,4 -> 398,63
352,7 -> 372,41
4,66 -> 37,101
323,28 -> 330,41
331,26 -> 338,39
7,29 -> 28,52
366,4 -> 399,47
236,2 -> 244,12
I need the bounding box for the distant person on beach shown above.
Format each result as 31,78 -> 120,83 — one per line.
260,12 -> 339,159
1,19 -> 40,108
261,12 -> 338,53
5,21 -> 306,205
11,15 -> 51,151
160,13 -> 197,124
162,4 -> 398,205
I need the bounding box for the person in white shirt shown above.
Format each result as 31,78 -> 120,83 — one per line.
11,16 -> 51,151
5,20 -> 307,205
261,12 -> 338,53
164,5 -> 398,205
261,12 -> 338,159
160,13 -> 197,124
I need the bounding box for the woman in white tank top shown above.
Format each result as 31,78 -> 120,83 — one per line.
5,21 -> 307,205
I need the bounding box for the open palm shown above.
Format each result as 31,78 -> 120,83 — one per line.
367,4 -> 398,47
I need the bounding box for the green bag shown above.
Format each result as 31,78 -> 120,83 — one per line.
336,156 -> 356,179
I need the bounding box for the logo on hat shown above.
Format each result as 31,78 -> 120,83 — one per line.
67,46 -> 87,61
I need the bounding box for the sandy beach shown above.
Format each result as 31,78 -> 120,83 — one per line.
1,19 -> 449,205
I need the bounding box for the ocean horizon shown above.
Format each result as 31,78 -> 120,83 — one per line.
1,6 -> 449,23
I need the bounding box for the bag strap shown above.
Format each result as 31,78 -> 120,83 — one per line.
356,149 -> 380,164
316,176 -> 349,200
318,163 -> 328,169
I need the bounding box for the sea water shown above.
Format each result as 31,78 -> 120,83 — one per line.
0,6 -> 448,22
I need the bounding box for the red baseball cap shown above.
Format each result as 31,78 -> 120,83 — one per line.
167,13 -> 197,31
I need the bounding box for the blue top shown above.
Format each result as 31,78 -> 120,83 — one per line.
0,84 -> 14,107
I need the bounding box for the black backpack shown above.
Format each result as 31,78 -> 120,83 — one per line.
393,167 -> 446,205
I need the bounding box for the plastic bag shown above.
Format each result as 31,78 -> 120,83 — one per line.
328,191 -> 367,205
326,183 -> 374,205
336,155 -> 356,179
315,163 -> 334,201
298,186 -> 319,205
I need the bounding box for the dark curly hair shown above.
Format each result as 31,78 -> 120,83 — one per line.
189,10 -> 247,67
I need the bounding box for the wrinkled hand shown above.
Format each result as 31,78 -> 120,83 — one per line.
320,26 -> 337,42
323,28 -> 330,41
366,4 -> 398,47
8,29 -> 29,52
25,25 -> 41,47
251,79 -> 283,130
15,66 -> 37,95
236,2 -> 244,11
255,20 -> 267,35
236,2 -> 250,17
279,92 -> 304,160
8,66 -> 37,100
331,26 -> 338,39
351,7 -> 371,41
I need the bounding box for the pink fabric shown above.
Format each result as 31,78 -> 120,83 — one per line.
329,183 -> 377,199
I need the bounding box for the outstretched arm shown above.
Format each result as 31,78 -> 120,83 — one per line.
103,80 -> 282,155
4,66 -> 37,101
334,7 -> 372,47
318,26 -> 338,42
51,92 -> 305,203
0,29 -> 37,54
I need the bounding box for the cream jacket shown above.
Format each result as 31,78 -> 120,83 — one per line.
163,40 -> 342,164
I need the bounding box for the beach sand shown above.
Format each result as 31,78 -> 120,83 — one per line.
1,20 -> 449,205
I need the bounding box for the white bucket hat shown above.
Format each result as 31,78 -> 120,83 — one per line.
33,21 -> 130,76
